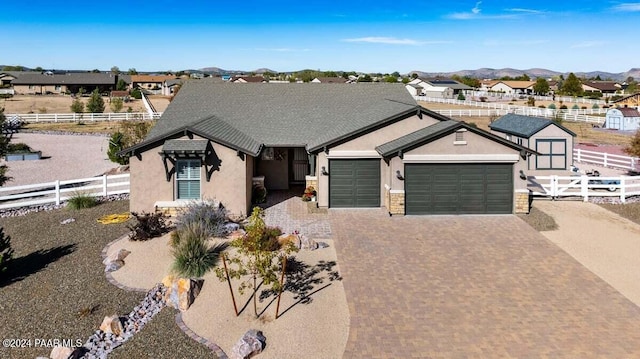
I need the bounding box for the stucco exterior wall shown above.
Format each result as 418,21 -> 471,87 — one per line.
332,115 -> 439,151
130,135 -> 250,216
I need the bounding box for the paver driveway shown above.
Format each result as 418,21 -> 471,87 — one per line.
330,209 -> 640,358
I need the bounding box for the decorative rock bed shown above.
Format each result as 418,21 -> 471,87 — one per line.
0,194 -> 129,218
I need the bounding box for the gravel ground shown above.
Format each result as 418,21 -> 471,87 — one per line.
0,200 -> 213,359
1,133 -> 118,187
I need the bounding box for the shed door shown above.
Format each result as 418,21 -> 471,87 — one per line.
329,159 -> 380,208
535,139 -> 566,170
405,163 -> 513,215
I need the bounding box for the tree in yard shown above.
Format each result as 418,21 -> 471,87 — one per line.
358,74 -> 373,82
215,207 -> 298,318
624,129 -> 640,158
128,68 -> 138,75
110,97 -> 124,113
116,78 -> 128,91
384,75 -> 398,83
533,78 -> 550,95
0,109 -> 12,186
70,98 -> 84,113
91,69 -> 100,73
110,66 -> 120,74
86,89 -> 105,113
107,120 -> 155,165
560,72 -> 583,97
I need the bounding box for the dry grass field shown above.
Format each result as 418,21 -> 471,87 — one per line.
420,101 -> 631,147
1,94 -> 170,114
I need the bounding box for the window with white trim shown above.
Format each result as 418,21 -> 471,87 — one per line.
176,159 -> 201,200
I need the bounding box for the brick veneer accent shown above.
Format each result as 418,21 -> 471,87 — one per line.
515,190 -> 530,214
305,176 -> 318,191
389,191 -> 405,215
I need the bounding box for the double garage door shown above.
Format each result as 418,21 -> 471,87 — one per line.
405,163 -> 513,215
329,160 -> 513,214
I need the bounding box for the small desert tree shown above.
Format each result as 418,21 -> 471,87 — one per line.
216,207 -> 297,318
70,98 -> 84,113
86,89 -> 105,113
106,120 -> 154,165
110,97 -> 124,113
624,129 -> 640,158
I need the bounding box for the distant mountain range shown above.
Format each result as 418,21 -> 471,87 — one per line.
409,68 -> 640,82
4,65 -> 640,81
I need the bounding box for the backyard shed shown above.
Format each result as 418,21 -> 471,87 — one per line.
604,107 -> 640,131
489,114 -> 575,171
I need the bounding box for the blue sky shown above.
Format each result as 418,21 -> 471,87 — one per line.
2,1 -> 640,74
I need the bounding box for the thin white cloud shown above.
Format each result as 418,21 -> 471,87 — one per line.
341,37 -> 450,45
255,48 -> 311,52
611,3 -> 640,11
472,1 -> 482,14
570,41 -> 606,48
447,2 -> 518,20
505,8 -> 544,14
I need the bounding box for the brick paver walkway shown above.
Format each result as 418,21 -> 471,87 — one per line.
330,210 -> 640,358
261,189 -> 332,239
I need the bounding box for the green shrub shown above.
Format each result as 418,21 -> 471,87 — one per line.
130,88 -> 142,100
67,192 -> 98,210
457,93 -> 466,101
171,223 -> 225,278
128,212 -> 169,241
107,132 -> 128,165
7,143 -> 32,153
0,227 -> 14,273
548,103 -> 556,109
592,103 -> 600,109
572,104 -> 580,110
261,226 -> 283,251
176,200 -> 228,238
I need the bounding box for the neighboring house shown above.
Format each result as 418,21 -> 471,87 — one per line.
489,114 -> 576,171
120,83 -> 535,217
109,91 -> 130,102
423,78 -> 473,94
488,81 -> 536,95
11,72 -> 118,95
130,75 -> 178,94
407,78 -> 454,98
604,107 -> 640,131
163,79 -> 183,96
311,77 -> 348,84
231,76 -> 267,83
611,93 -> 640,109
582,81 -> 621,97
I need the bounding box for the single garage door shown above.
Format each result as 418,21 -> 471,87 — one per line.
329,159 -> 380,208
405,163 -> 513,215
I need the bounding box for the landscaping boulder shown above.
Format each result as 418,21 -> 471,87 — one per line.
99,315 -> 124,337
103,249 -> 131,272
162,275 -> 204,311
299,235 -> 318,250
49,345 -> 73,359
230,329 -> 266,359
229,229 -> 247,240
277,233 -> 301,249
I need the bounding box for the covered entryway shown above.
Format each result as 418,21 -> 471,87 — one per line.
329,159 -> 380,208
404,163 -> 513,214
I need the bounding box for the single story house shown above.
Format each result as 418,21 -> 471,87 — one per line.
407,78 -> 454,98
423,78 -> 473,94
11,72 -> 119,95
405,83 -> 423,97
231,76 -> 267,83
487,81 -> 536,95
582,81 -> 621,97
604,107 -> 640,131
489,114 -> 576,171
120,83 -> 535,216
130,75 -> 178,94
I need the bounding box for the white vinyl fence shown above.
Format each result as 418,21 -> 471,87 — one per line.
6,112 -> 161,123
431,108 -> 604,124
527,174 -> 640,202
0,174 -> 130,210
573,148 -> 640,172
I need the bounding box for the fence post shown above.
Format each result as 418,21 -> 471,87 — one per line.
551,176 -> 558,199
103,175 -> 108,196
620,176 -> 626,203
55,180 -> 60,205
581,175 -> 588,202
603,153 -> 608,168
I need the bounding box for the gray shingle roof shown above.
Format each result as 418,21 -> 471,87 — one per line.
11,73 -> 118,85
161,139 -> 209,154
139,82 -> 419,156
376,120 -> 460,156
489,114 -> 576,138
